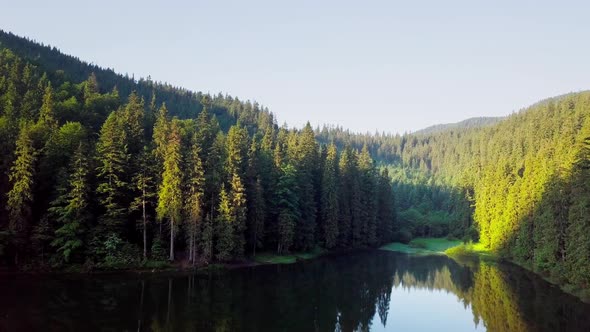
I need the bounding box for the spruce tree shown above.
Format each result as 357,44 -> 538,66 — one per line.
157,119 -> 183,261
321,143 -> 339,248
96,111 -> 129,235
184,136 -> 205,264
130,146 -> 156,260
276,164 -> 300,254
215,186 -> 234,261
230,172 -> 247,258
50,143 -> 89,263
6,123 -> 37,263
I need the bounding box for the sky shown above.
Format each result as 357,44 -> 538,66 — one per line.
2,0 -> 590,134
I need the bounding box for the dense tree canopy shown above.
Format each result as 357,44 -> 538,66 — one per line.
317,92 -> 590,289
0,42 -> 397,268
2,29 -> 590,294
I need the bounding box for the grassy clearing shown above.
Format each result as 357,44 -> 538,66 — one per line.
444,242 -> 497,260
254,248 -> 326,265
380,237 -> 461,254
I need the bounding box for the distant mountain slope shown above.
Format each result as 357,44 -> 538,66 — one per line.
0,29 -> 271,131
412,117 -> 504,135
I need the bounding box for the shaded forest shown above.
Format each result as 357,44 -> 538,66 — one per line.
0,31 -> 397,269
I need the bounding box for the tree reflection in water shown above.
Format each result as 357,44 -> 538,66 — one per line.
1,251 -> 589,331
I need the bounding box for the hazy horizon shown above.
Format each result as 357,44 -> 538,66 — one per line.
3,0 -> 590,134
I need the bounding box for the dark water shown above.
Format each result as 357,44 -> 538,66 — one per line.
1,251 -> 589,332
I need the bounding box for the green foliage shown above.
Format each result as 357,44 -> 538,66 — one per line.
0,31 -> 398,271
276,164 -> 300,254
381,237 -> 461,254
96,111 -> 129,233
157,118 -> 183,261
6,122 -> 37,256
321,143 -> 339,248
49,143 -> 89,264
102,233 -> 141,268
215,186 -> 234,261
150,238 -> 168,261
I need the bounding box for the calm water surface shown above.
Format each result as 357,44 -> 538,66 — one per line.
1,251 -> 589,331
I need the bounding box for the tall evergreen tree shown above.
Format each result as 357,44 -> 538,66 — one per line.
157,119 -> 183,261
215,186 -> 234,261
230,172 -> 247,258
276,164 -> 300,254
321,143 -> 339,249
358,145 -> 377,246
6,123 -> 37,263
294,123 -> 318,251
130,146 -> 156,260
49,143 -> 89,263
96,111 -> 129,235
184,136 -> 205,265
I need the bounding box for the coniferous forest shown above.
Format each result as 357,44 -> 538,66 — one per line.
1,29 -> 590,295
0,31 -> 397,268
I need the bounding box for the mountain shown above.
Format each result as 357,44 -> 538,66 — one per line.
412,117 -> 504,135
0,29 -> 272,132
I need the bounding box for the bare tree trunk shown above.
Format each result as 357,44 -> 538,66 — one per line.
189,231 -> 194,263
193,231 -> 197,266
169,217 -> 175,261
142,194 -> 147,260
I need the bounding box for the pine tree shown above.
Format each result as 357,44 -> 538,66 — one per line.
226,125 -> 249,177
230,172 -> 247,259
276,164 -> 300,254
130,146 -> 156,260
337,147 -> 354,247
50,143 -> 89,263
96,111 -> 129,235
321,143 -> 339,249
245,136 -> 268,255
215,186 -> 234,261
358,145 -> 377,246
157,119 -> 183,261
377,169 -> 395,244
38,83 -> 57,129
201,214 -> 214,263
6,123 -> 37,264
204,131 -> 226,218
121,91 -> 145,156
248,178 -> 266,255
294,123 -> 318,251
184,136 -> 205,265
153,104 -> 169,166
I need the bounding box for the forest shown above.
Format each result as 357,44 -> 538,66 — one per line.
317,93 -> 590,290
1,29 -> 590,294
0,31 -> 397,269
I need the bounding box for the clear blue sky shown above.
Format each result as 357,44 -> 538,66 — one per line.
2,0 -> 590,134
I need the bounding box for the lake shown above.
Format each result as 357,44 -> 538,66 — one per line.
1,250 -> 589,331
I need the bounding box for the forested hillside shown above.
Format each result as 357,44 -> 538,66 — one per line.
318,93 -> 590,289
412,116 -> 503,135
0,33 -> 397,269
1,29 -> 589,292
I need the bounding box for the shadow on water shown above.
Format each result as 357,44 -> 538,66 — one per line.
0,251 -> 589,332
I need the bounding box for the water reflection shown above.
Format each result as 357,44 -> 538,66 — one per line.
1,251 -> 589,331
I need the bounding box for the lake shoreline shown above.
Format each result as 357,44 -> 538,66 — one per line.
443,243 -> 590,304
0,247 -> 369,276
